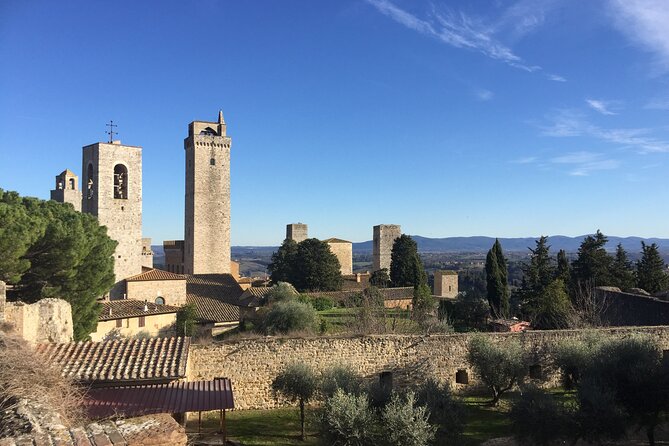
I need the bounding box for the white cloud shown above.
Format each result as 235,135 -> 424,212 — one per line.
586,99 -> 618,115
365,0 -> 541,72
541,109 -> 669,153
546,74 -> 567,82
511,156 -> 538,164
475,88 -> 494,101
608,0 -> 669,72
549,151 -> 620,176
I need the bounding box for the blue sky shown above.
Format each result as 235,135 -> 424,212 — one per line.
1,0 -> 669,245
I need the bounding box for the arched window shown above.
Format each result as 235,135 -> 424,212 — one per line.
68,178 -> 75,190
113,164 -> 128,199
86,163 -> 94,199
155,296 -> 165,305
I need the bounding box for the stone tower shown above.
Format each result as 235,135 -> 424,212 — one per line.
286,223 -> 308,243
50,169 -> 82,212
82,141 -> 143,298
434,270 -> 458,298
184,111 -> 232,275
372,224 -> 401,272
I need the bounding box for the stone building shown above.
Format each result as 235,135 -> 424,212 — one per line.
164,239 -> 185,273
82,140 -> 143,299
324,238 -> 353,275
49,169 -> 82,211
90,299 -> 180,342
372,224 -> 401,272
434,270 -> 458,298
184,111 -> 231,275
141,237 -> 154,269
286,223 -> 308,243
125,268 -> 187,306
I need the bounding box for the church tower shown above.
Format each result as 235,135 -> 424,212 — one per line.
50,169 -> 82,212
184,111 -> 232,275
82,140 -> 143,298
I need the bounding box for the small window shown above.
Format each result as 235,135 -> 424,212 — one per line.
116,319 -> 122,328
69,178 -> 75,190
448,285 -> 452,292
113,164 -> 128,199
138,316 -> 145,328
155,296 -> 165,305
456,369 -> 469,384
529,364 -> 542,380
210,158 -> 216,166
379,371 -> 393,391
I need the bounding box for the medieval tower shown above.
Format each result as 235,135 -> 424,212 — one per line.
372,224 -> 401,272
184,111 -> 231,275
50,169 -> 82,212
286,223 -> 308,243
82,141 -> 143,298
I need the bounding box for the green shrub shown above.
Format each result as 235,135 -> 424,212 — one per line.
382,392 -> 436,446
176,303 -> 197,336
312,296 -> 334,311
262,300 -> 319,335
320,390 -> 377,446
416,378 -> 464,443
321,365 -> 363,399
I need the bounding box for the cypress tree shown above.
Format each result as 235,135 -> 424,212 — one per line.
556,249 -> 570,284
268,239 -> 299,284
611,243 -> 635,291
485,239 -> 509,318
389,234 -> 426,288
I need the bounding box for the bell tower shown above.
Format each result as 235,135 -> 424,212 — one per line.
184,111 -> 232,275
82,140 -> 143,298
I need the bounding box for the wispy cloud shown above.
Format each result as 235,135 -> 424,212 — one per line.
511,156 -> 538,164
549,151 -> 621,176
586,99 -> 618,115
608,0 -> 669,72
475,88 -> 494,101
645,96 -> 669,110
541,109 -> 669,153
546,74 -> 567,82
365,0 -> 544,73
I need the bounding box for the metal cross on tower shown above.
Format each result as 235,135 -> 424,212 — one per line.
106,120 -> 118,143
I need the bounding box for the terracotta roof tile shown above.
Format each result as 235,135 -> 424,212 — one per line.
126,268 -> 186,282
35,337 -> 190,384
99,300 -> 180,321
186,274 -> 242,323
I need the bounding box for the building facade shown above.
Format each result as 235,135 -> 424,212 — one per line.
372,224 -> 401,272
184,111 -> 231,275
82,141 -> 143,299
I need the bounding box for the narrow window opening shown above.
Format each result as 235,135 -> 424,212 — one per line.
210,158 -> 216,166
456,369 -> 469,384
379,371 -> 393,392
69,178 -> 75,190
529,364 -> 542,380
113,164 -> 128,199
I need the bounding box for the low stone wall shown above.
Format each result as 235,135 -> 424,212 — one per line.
4,298 -> 73,344
596,287 -> 669,326
188,326 -> 669,410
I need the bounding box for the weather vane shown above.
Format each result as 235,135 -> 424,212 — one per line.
106,120 -> 118,143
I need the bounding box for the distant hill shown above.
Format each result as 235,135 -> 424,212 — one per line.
151,235 -> 669,260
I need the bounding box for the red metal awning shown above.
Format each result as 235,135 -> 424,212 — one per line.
84,378 -> 234,419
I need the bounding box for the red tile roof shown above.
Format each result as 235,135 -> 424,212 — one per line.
99,299 -> 180,321
35,337 -> 190,384
186,274 -> 242,323
126,268 -> 186,282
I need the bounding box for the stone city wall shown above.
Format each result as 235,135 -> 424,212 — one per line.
188,326 -> 669,410
3,298 -> 73,344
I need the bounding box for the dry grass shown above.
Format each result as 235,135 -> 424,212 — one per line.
0,327 -> 87,427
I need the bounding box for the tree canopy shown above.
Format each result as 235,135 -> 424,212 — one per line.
389,234 -> 426,288
0,189 -> 116,340
637,242 -> 669,294
267,238 -> 342,292
570,230 -> 612,288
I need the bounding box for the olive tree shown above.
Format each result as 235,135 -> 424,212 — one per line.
271,363 -> 319,440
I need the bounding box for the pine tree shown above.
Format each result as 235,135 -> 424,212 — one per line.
570,230 -> 613,288
485,239 -> 509,318
268,239 -> 298,284
611,243 -> 636,291
636,242 -> 669,294
525,236 -> 555,296
389,235 -> 426,288
294,238 -> 342,292
556,249 -> 570,284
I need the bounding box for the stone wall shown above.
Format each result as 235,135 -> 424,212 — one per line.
372,224 -> 401,272
596,287 -> 669,326
188,327 -> 669,410
327,240 -> 353,275
434,271 -> 458,298
126,279 -> 187,307
4,299 -> 73,344
184,115 -> 231,275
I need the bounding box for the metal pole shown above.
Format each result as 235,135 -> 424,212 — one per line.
223,409 -> 227,443
198,411 -> 201,434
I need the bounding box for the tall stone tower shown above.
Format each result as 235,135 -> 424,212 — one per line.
50,169 -> 82,212
372,224 -> 401,272
82,141 -> 143,298
184,111 -> 232,275
286,223 -> 308,243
